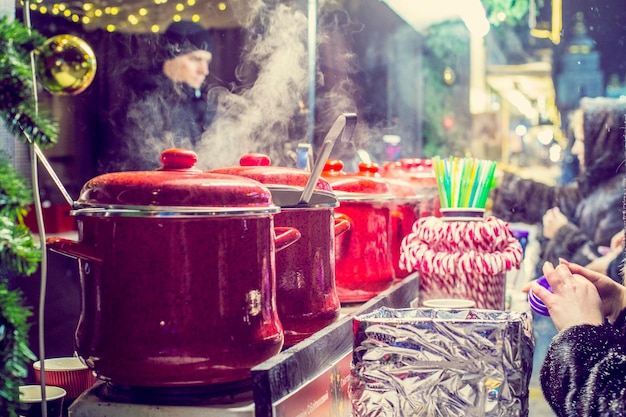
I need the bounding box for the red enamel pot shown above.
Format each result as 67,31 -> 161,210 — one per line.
321,160 -> 396,303
356,162 -> 421,280
46,149 -> 301,387
209,153 -> 349,347
382,158 -> 441,218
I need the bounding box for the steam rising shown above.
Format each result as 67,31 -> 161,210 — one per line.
197,1 -> 310,168
108,0 -> 364,172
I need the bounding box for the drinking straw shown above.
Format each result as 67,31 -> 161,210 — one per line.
432,156 -> 497,209
467,158 -> 479,207
477,161 -> 497,207
460,158 -> 473,207
443,158 -> 451,208
433,156 -> 448,208
470,161 -> 489,208
450,157 -> 459,207
468,161 -> 483,207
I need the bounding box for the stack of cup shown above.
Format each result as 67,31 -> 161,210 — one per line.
33,357 -> 97,405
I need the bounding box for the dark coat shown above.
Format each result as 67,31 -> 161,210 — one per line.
101,67 -> 216,172
491,97 -> 626,276
540,308 -> 626,416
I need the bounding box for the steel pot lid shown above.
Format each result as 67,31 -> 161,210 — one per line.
322,160 -> 394,201
209,153 -> 337,208
75,148 -> 278,216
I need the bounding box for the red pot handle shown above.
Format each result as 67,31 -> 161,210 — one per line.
333,213 -> 353,230
333,216 -> 351,238
46,237 -> 104,263
274,227 -> 301,252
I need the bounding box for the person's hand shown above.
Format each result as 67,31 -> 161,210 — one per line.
586,250 -> 621,275
530,260 -> 626,331
530,261 -> 604,331
587,230 -> 625,275
610,230 -> 625,250
541,207 -> 568,239
563,259 -> 626,324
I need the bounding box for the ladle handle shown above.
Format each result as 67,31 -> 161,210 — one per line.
33,142 -> 75,207
299,113 -> 357,205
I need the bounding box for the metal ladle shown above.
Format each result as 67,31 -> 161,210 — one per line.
298,112 -> 357,205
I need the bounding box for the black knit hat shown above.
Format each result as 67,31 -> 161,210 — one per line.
163,20 -> 212,58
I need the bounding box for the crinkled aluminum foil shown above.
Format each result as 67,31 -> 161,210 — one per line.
351,308 -> 534,417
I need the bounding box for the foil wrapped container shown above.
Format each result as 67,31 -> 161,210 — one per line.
351,307 -> 534,417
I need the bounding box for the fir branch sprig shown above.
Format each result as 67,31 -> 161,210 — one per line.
0,283 -> 36,417
0,154 -> 33,224
0,15 -> 57,147
0,217 -> 41,278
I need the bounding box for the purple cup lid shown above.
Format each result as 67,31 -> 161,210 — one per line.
528,276 -> 552,316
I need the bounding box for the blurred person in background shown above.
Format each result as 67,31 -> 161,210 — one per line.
557,108 -> 581,185
100,20 -> 216,172
530,259 -> 626,416
491,96 -> 626,282
492,96 -> 626,393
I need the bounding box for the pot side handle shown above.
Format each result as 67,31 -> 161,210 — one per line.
274,227 -> 301,252
334,212 -> 354,237
333,216 -> 351,238
46,237 -> 104,263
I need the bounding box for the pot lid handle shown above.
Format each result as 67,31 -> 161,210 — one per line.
323,159 -> 345,176
159,148 -> 199,171
358,162 -> 381,177
240,153 -> 272,166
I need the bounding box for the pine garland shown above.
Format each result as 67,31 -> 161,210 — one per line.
0,15 -> 59,417
0,15 -> 57,147
0,284 -> 35,417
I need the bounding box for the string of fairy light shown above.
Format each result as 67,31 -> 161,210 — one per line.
19,0 -> 229,32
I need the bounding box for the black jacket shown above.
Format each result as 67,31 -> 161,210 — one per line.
540,309 -> 626,416
101,68 -> 216,172
491,97 -> 626,277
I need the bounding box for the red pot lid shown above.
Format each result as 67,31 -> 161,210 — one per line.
357,162 -> 416,198
381,158 -> 437,188
209,153 -> 333,191
76,149 -> 277,213
322,160 -> 392,200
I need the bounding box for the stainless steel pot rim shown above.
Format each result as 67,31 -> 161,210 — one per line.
70,204 -> 281,218
334,191 -> 395,201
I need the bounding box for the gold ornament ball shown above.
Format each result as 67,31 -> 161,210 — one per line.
443,67 -> 456,85
36,34 -> 97,96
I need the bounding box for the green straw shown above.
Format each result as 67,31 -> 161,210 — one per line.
477,161 -> 497,208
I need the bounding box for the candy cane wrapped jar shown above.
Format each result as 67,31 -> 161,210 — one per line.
399,211 -> 523,310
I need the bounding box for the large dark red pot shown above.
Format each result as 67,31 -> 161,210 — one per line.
46,149 -> 300,387
321,160 -> 396,303
209,153 -> 349,347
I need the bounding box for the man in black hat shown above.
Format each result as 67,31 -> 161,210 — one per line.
101,20 -> 216,172
162,20 -> 213,93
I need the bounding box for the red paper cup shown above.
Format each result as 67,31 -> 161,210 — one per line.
33,357 -> 96,400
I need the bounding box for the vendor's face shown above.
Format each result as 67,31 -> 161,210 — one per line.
162,50 -> 213,89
